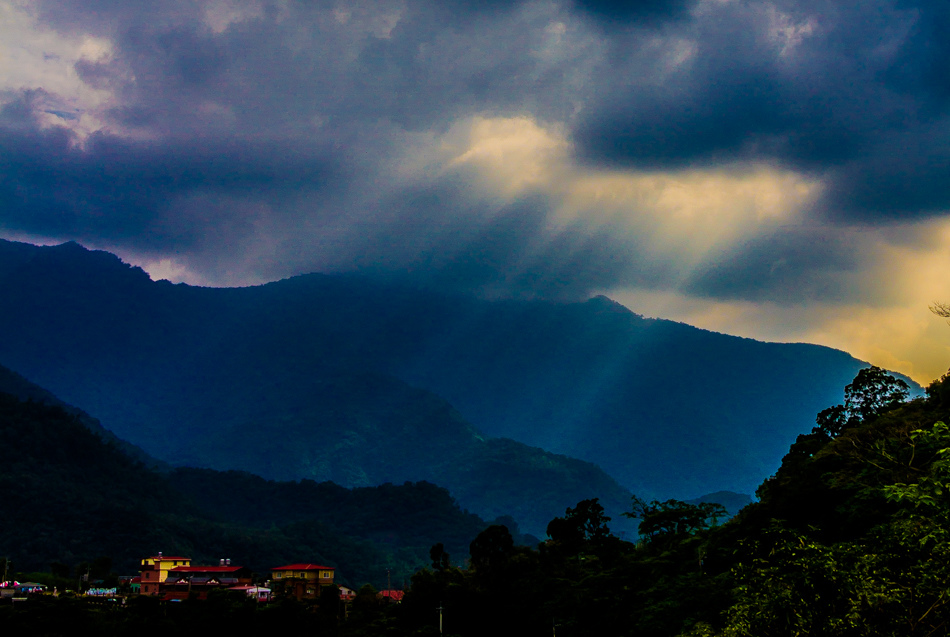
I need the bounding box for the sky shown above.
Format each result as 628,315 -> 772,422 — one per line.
1,0 -> 949,385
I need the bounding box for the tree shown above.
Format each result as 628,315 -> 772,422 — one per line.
565,498 -> 612,544
626,497 -> 727,539
721,524 -> 860,637
844,366 -> 910,421
813,404 -> 850,437
469,525 -> 514,571
930,302 -> 950,324
429,542 -> 451,571
813,366 -> 909,436
546,498 -> 613,555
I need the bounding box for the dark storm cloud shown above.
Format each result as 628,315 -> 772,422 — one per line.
822,121 -> 950,220
2,0 -> 612,291
574,0 -> 950,221
0,89 -> 340,249
683,227 -> 863,303
59,1 -> 570,138
576,2 -> 863,169
573,0 -> 696,26
3,0 -> 950,301
882,1 -> 950,107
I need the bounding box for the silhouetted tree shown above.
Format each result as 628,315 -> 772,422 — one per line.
429,542 -> 450,571
627,497 -> 727,539
546,498 -> 613,555
469,525 -> 514,571
813,366 -> 909,437
930,301 -> 950,324
844,366 -> 909,421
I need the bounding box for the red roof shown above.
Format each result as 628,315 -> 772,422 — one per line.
130,577 -> 141,583
169,566 -> 244,573
379,590 -> 405,601
271,564 -> 335,571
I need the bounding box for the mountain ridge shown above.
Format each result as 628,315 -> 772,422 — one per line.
0,238 -> 906,519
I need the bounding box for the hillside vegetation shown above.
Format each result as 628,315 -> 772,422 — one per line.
0,239 -> 902,530
0,239 -> 637,535
0,391 -> 497,586
371,367 -> 950,636
3,366 -> 948,636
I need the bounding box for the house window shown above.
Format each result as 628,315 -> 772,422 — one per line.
322,572 -> 330,578
275,572 -> 282,578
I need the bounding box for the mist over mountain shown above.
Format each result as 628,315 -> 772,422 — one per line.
0,239 -> 908,527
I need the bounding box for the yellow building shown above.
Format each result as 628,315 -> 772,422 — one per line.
270,563 -> 335,600
139,553 -> 191,596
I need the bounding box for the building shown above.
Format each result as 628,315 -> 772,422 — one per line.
270,564 -> 335,600
139,553 -> 191,596
162,563 -> 253,600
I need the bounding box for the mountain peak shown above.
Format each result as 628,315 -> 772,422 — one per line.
31,240 -> 152,286
586,294 -> 644,318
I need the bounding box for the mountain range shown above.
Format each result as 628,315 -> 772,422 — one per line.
0,238 -> 911,534
0,386 -> 509,582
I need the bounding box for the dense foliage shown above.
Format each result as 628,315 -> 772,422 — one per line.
3,366 -> 950,636
714,367 -> 950,636
378,366 -> 950,637
0,392 -> 501,586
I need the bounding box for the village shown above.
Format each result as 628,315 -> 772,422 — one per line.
0,552 -> 405,607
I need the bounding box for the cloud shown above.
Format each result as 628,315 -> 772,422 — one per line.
608,214 -> 950,384
0,89 -> 342,262
334,114 -> 824,298
609,287 -> 950,386
572,0 -> 950,222
572,0 -> 696,27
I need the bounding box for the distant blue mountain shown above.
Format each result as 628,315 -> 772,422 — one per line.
0,239 -> 910,530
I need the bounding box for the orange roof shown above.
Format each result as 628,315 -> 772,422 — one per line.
271,564 -> 335,571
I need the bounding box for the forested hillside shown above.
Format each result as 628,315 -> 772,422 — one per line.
4,366 -> 948,636
0,238 -> 901,515
0,392 -> 498,585
0,240 -> 636,535
380,367 -> 950,636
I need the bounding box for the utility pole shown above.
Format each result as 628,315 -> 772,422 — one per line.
437,604 -> 444,636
